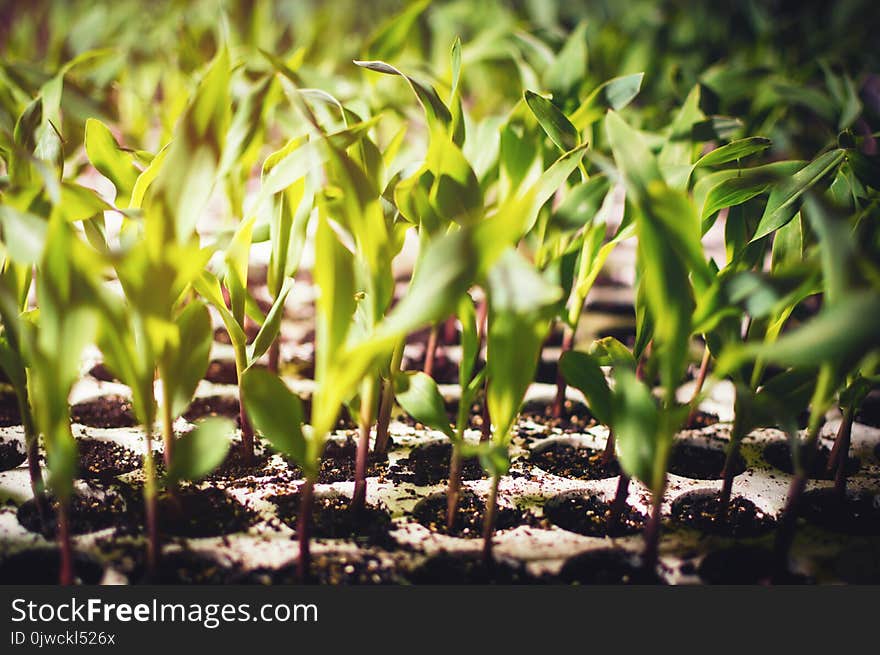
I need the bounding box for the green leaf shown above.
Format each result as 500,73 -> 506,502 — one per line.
751,149 -> 846,242
589,337 -> 637,371
354,59 -> 452,131
605,110 -> 662,203
544,21 -> 588,96
611,369 -> 663,494
363,0 -> 430,62
524,91 -> 579,152
692,137 -> 771,169
559,350 -> 612,425
718,290 -> 880,373
393,371 -> 454,438
571,73 -> 644,130
84,118 -> 140,207
241,368 -> 306,465
166,418 -> 233,483
0,206 -> 47,265
162,300 -> 213,418
248,278 -> 294,365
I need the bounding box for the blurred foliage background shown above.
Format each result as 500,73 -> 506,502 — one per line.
1,0 -> 878,177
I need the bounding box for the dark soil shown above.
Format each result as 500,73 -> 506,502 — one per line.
832,545 -> 880,584
668,441 -> 745,480
0,393 -> 22,427
70,395 -> 137,428
670,490 -> 775,538
17,487 -> 130,538
243,552 -> 403,585
411,490 -> 524,538
686,411 -> 720,430
0,439 -> 26,471
763,441 -> 860,480
207,447 -> 272,481
798,488 -> 880,536
855,390 -> 880,428
407,553 -> 544,584
183,395 -> 242,425
132,550 -> 237,584
88,363 -> 119,383
543,492 -> 645,537
205,359 -> 239,385
0,549 -> 104,584
271,491 -> 393,544
389,441 -> 482,486
529,441 -> 620,480
158,487 -> 257,538
698,546 -> 775,584
76,438 -> 141,479
287,437 -> 388,483
403,351 -> 459,384
520,399 -> 595,433
559,549 -> 662,584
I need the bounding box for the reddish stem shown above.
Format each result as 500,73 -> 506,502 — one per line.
373,378 -> 394,458
552,327 -> 574,419
717,440 -> 741,522
601,429 -> 616,464
479,392 -> 491,443
607,473 -> 630,536
642,492 -> 663,572
833,409 -> 854,500
686,346 -> 711,427
481,474 -> 500,566
58,501 -> 74,585
297,478 -> 315,583
239,400 -> 255,464
423,325 -> 439,379
446,444 -> 463,530
268,338 -> 281,374
773,436 -> 819,576
352,423 -> 370,515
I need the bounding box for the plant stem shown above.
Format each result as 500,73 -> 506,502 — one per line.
446,441 -> 463,530
297,477 -> 315,583
58,500 -> 73,585
373,341 -> 404,457
18,396 -> 47,525
832,407 -> 854,500
552,325 -> 574,419
607,472 -> 630,536
423,324 -> 439,378
686,345 -> 711,427
642,489 -> 664,572
601,428 -> 616,464
238,362 -> 255,463
268,338 -> 281,373
160,381 -> 174,470
773,365 -> 833,576
481,474 -> 500,565
479,390 -> 491,442
143,431 -> 159,577
352,379 -> 376,515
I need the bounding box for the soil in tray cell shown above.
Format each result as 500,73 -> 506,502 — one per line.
158,486 -> 258,538
0,392 -> 22,427
17,485 -> 131,538
762,441 -> 860,480
70,395 -> 137,428
520,399 -> 595,433
407,553 -> 544,584
685,410 -> 720,430
204,359 -> 239,385
244,552 -> 403,585
697,546 -> 812,584
287,437 -> 388,483
184,395 -> 242,425
411,490 -> 524,538
543,492 -> 645,537
668,441 -> 745,480
670,490 -> 775,538
389,441 -> 483,486
271,490 -> 393,544
0,549 -> 104,584
131,550 -> 238,584
559,549 -> 662,585
207,447 -> 272,481
76,438 -> 142,479
798,488 -> 880,536
529,441 -> 620,480
88,363 -> 119,383
0,438 -> 26,471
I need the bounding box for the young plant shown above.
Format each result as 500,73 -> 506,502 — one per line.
480,249 -> 561,561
